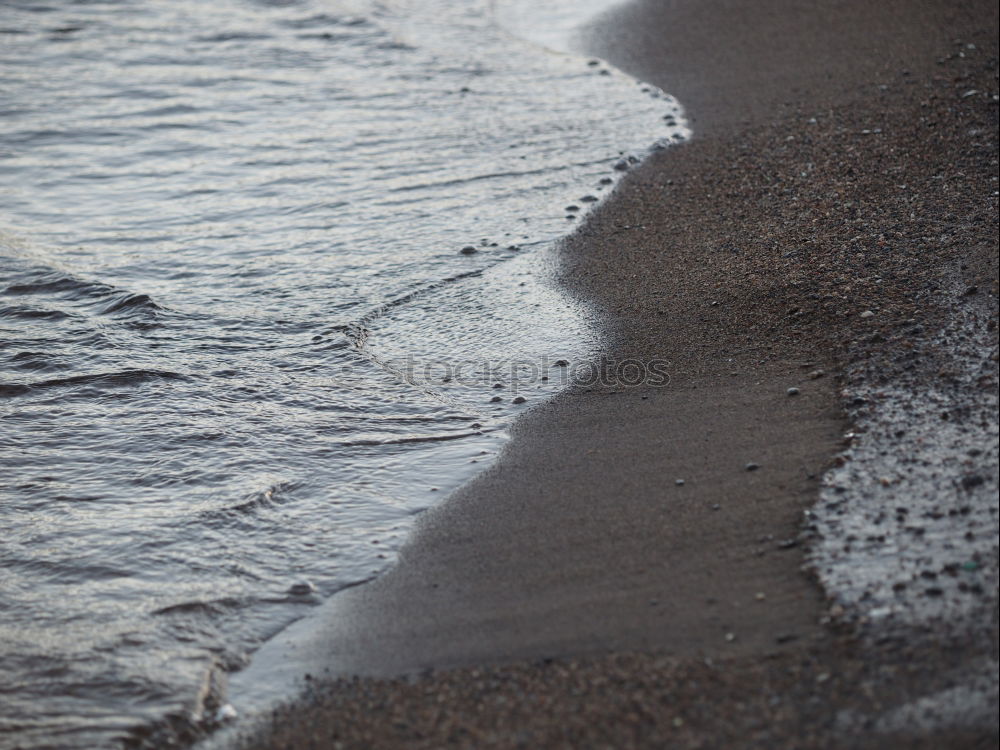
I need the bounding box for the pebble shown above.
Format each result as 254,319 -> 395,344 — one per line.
960,474 -> 984,489
288,581 -> 316,596
459,246 -> 477,255
745,462 -> 760,471
675,479 -> 685,486
490,396 -> 502,403
554,359 -> 569,367
512,396 -> 526,404
787,387 -> 800,396
859,310 -> 875,318
808,369 -> 825,379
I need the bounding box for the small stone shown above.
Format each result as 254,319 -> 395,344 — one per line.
288,581 -> 316,596
724,632 -> 736,642
860,310 -> 875,318
787,387 -> 800,396
808,369 -> 825,379
675,479 -> 685,486
745,462 -> 760,471
493,382 -> 504,389
459,246 -> 477,255
960,474 -> 984,490
490,396 -> 502,403
512,396 -> 526,404
755,592 -> 766,601
554,359 -> 569,367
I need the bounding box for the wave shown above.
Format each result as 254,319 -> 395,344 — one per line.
0,369 -> 190,399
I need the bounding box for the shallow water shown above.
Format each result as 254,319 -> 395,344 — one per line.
0,0 -> 686,746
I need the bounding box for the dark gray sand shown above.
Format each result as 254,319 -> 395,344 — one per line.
212,1 -> 998,748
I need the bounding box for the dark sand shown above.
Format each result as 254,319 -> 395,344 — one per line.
223,0 -> 999,748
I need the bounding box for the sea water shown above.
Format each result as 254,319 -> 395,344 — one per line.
0,0 -> 687,746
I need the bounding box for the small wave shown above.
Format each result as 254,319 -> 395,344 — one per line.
0,383 -> 31,397
332,427 -> 495,447
4,268 -> 164,315
152,597 -> 246,617
197,482 -> 300,522
195,32 -> 274,43
3,271 -> 96,297
345,268 -> 487,351
0,369 -> 190,399
3,264 -> 169,328
99,292 -> 162,316
278,13 -> 372,30
0,304 -> 72,321
11,559 -> 130,585
8,351 -> 71,373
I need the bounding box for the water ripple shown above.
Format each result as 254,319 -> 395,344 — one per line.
0,0 -> 687,745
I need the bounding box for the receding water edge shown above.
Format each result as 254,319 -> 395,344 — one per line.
0,0 -> 690,747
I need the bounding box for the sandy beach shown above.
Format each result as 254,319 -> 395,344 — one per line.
216,0 -> 998,747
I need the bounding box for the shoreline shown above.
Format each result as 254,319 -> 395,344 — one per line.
219,0 -> 997,747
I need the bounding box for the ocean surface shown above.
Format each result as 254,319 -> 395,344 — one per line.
0,0 -> 687,746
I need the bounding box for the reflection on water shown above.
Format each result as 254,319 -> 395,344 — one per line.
0,0 -> 687,745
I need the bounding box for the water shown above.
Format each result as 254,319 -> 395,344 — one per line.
0,0 -> 687,746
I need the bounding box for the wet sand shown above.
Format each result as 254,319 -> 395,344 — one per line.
220,0 -> 998,747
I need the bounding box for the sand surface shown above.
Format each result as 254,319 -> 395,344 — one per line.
199,1 -> 999,748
